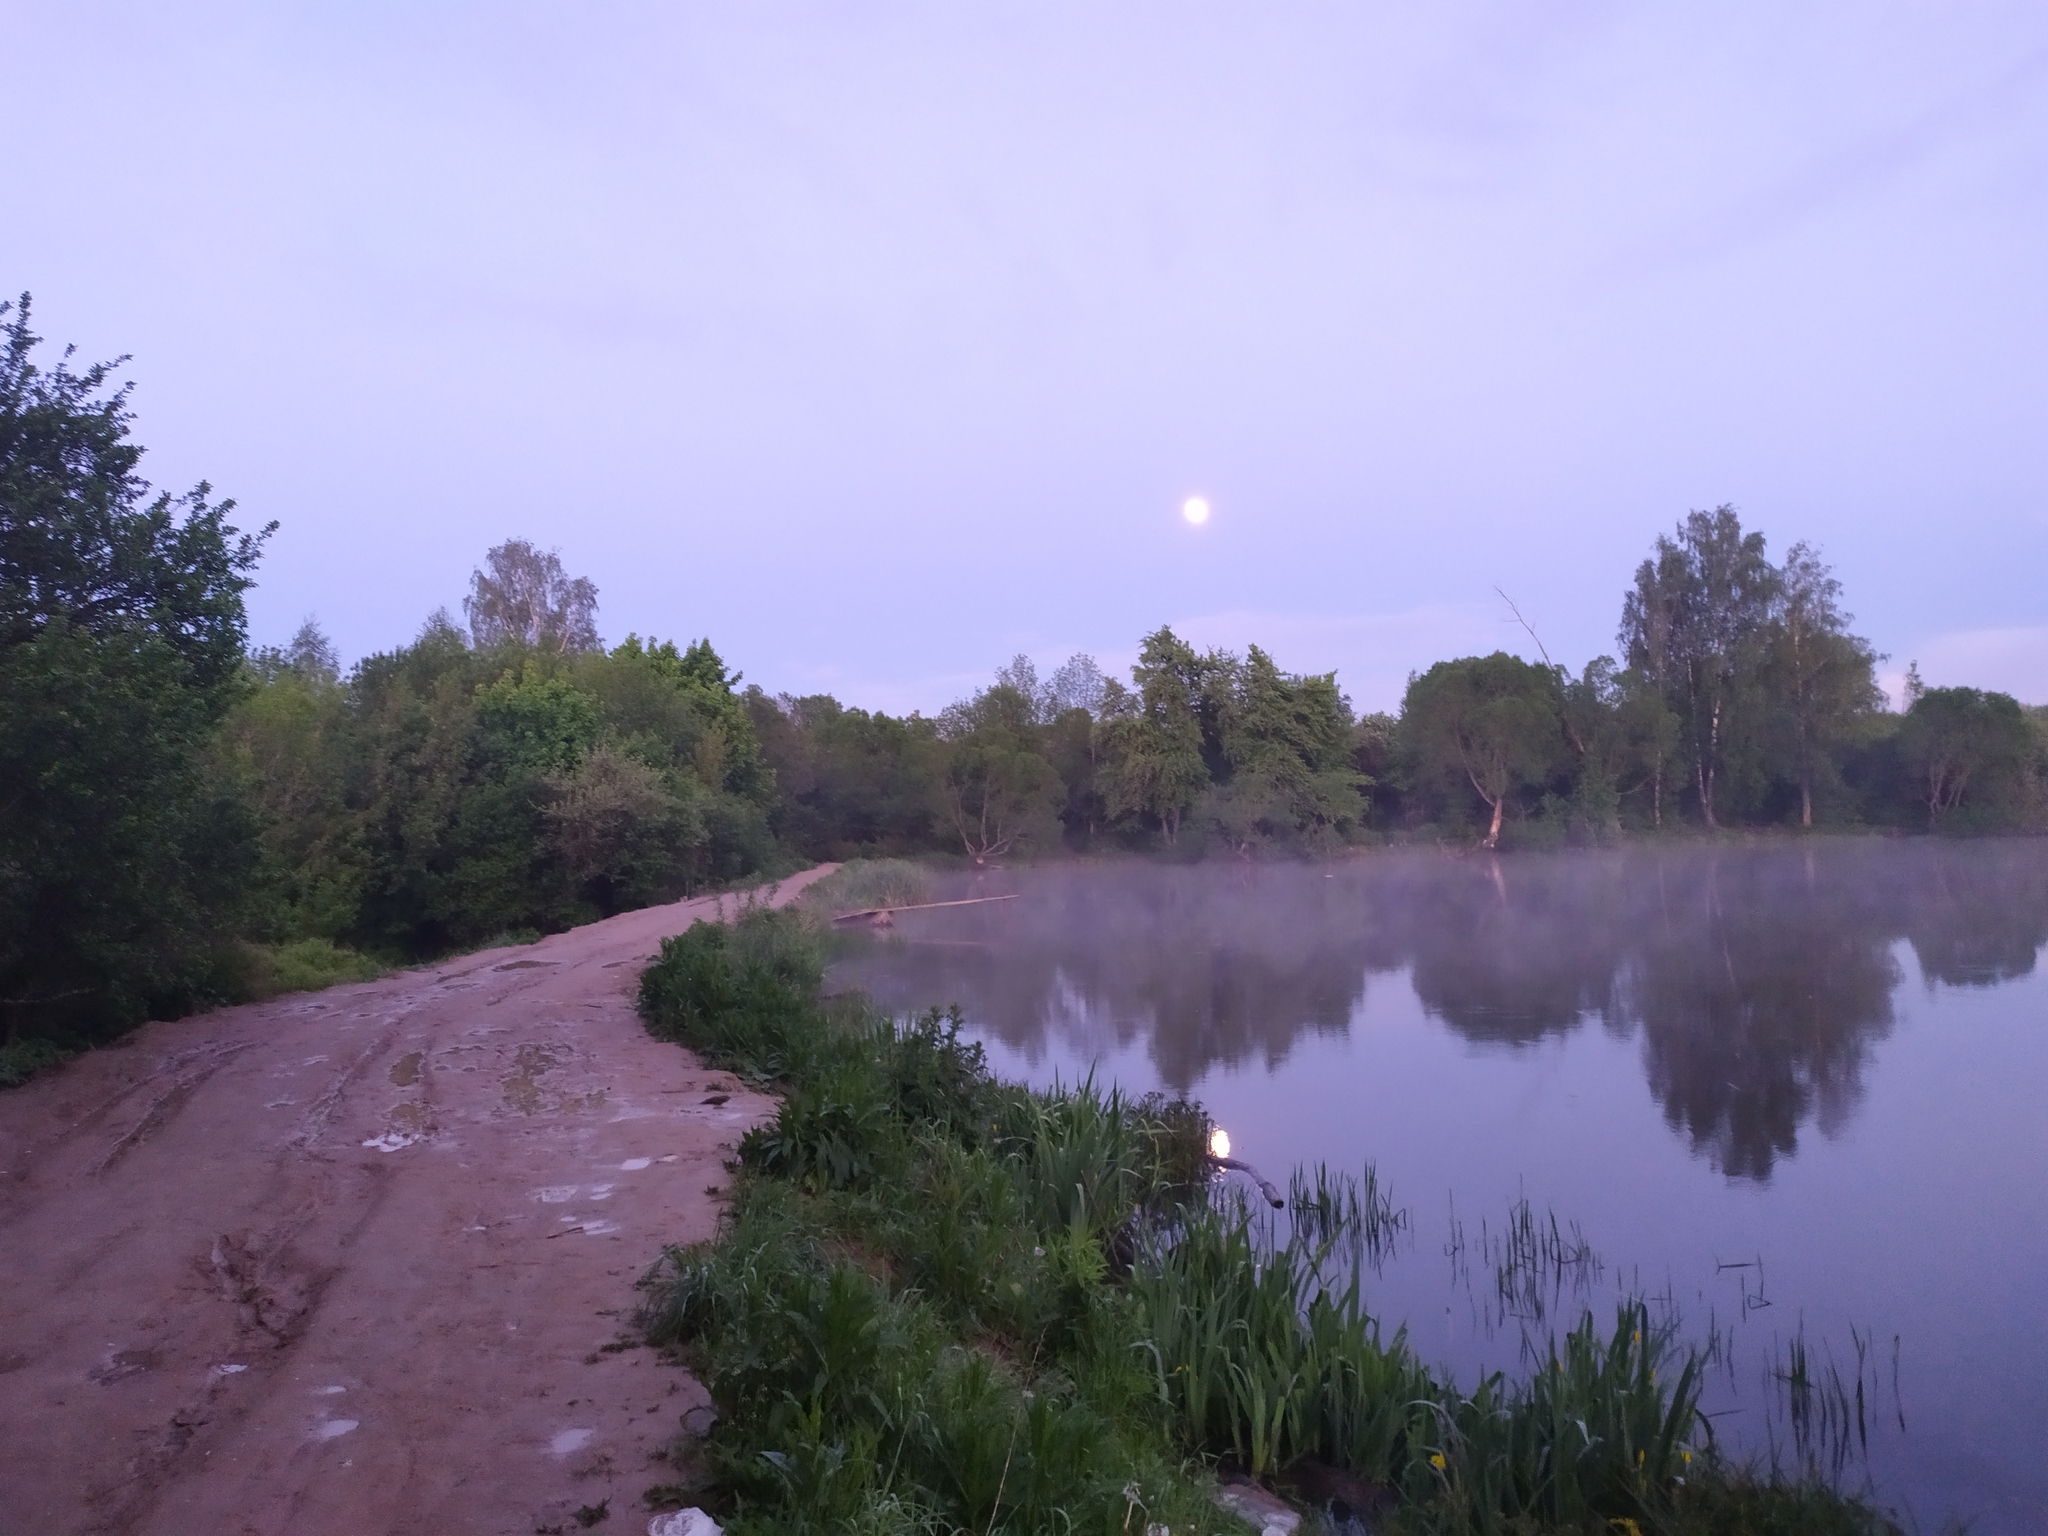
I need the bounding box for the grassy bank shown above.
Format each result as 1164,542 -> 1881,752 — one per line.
633,908 -> 1903,1535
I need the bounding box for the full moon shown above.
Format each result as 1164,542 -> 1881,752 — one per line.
1181,495 -> 1211,525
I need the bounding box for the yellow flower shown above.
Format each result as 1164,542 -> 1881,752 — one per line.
1682,1451 -> 1693,1464
1429,1453 -> 1446,1471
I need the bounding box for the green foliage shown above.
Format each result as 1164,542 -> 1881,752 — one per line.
476,664 -> 603,775
1100,626 -> 1215,845
0,1035 -> 73,1088
1,294 -> 271,1049
637,911 -> 826,1080
1401,653 -> 1565,847
1893,680 -> 2040,830
638,912 -> 1226,1534
934,683 -> 1064,862
235,937 -> 384,999
1199,646 -> 1366,855
748,691 -> 943,858
212,600 -> 781,961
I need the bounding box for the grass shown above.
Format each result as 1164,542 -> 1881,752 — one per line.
0,1035 -> 75,1088
634,908 -> 1908,1536
2,935 -> 389,1091
236,937 -> 387,1000
799,859 -> 932,916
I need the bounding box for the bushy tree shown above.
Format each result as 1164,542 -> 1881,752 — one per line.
1559,658 -> 1681,835
1098,627 -> 1212,844
1618,511 -> 1882,829
1199,646 -> 1364,854
214,619 -> 361,939
223,582 -> 778,957
1401,653 -> 1564,847
0,294 -> 272,1045
464,538 -> 600,652
935,683 -> 1063,862
746,690 -> 942,857
1764,543 -> 1884,826
1895,678 -> 2039,828
1619,507 -> 1778,827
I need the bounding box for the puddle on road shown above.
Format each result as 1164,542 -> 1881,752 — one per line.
364,1100 -> 435,1151
500,1042 -> 607,1116
314,1418 -> 359,1441
536,1183 -> 615,1204
502,1043 -> 560,1114
89,1349 -> 158,1385
550,1427 -> 594,1455
388,1052 -> 423,1087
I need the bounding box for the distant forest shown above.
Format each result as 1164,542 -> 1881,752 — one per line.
5,294 -> 2046,1066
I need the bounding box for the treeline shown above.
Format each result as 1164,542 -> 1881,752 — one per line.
755,513 -> 2048,858
5,295 -> 2046,1067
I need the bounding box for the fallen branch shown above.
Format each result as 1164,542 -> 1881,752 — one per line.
1208,1154 -> 1285,1208
830,894 -> 1022,923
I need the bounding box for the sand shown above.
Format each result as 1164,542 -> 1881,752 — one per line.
0,869 -> 833,1536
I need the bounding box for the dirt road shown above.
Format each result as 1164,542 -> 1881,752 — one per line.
0,871 -> 831,1536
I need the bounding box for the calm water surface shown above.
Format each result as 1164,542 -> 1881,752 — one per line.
827,842 -> 2048,1534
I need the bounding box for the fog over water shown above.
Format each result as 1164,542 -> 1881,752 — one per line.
829,842 -> 2048,1532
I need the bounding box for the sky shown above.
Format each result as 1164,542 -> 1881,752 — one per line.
8,3 -> 2047,713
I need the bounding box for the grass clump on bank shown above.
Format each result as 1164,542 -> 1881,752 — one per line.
798,858 -> 932,917
635,909 -> 1904,1536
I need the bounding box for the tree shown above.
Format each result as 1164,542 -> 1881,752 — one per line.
1620,507 -> 1778,827
1046,653 -> 1108,717
1765,543 -> 1882,826
1895,682 -> 2037,827
1401,653 -> 1564,847
464,538 -> 600,652
216,618 -> 361,940
609,634 -> 771,800
1099,627 -> 1212,844
745,689 -> 941,856
934,683 -> 1061,861
542,743 -> 703,914
0,294 -> 272,1045
1557,658 -> 1681,835
1201,646 -> 1364,853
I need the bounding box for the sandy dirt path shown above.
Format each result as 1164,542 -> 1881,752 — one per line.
0,869 -> 833,1536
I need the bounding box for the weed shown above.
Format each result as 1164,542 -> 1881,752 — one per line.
0,1035 -> 73,1089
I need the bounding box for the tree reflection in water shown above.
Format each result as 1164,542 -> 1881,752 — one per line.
829,841 -> 2048,1183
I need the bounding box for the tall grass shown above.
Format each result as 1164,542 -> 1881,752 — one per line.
634,910 -> 1904,1536
800,858 -> 931,916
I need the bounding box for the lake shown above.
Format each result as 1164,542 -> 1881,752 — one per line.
826,841 -> 2048,1534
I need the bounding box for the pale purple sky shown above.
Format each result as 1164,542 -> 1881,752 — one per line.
9,4 -> 2047,712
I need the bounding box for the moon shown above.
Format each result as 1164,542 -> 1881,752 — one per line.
1181,495 -> 1211,525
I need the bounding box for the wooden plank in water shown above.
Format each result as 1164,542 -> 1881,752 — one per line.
830,893 -> 1022,923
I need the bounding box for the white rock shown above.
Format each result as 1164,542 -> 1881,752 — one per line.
1211,1480 -> 1301,1536
648,1511 -> 722,1536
